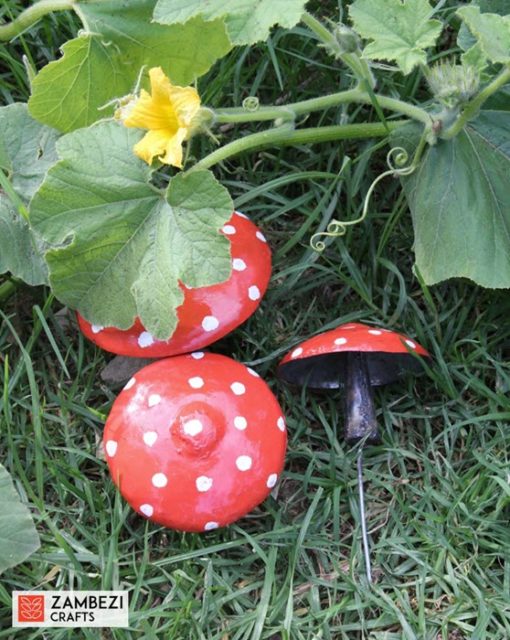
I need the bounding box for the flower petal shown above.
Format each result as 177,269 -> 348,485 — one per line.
148,67 -> 173,106
133,129 -> 174,165
168,85 -> 201,128
160,128 -> 188,168
124,88 -> 178,131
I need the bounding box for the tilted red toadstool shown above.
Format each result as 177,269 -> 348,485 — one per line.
78,212 -> 271,357
103,353 -> 287,532
278,322 -> 430,581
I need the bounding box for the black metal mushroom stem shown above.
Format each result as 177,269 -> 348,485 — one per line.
344,352 -> 378,443
344,352 -> 380,584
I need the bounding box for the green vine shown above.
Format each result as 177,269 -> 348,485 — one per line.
310,132 -> 429,252
191,121 -> 407,171
0,0 -> 75,40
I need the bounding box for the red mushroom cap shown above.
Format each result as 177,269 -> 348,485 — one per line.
278,322 -> 430,388
77,211 -> 271,357
103,353 -> 287,532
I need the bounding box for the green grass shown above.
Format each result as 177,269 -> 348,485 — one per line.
1,1 -> 510,638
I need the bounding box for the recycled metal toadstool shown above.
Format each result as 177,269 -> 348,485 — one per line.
78,212 -> 271,357
104,353 -> 287,532
278,322 -> 430,582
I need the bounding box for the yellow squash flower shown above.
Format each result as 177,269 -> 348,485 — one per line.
119,67 -> 201,168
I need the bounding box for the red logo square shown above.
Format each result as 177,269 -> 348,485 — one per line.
17,595 -> 45,623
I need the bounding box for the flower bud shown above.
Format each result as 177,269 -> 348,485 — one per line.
332,24 -> 361,54
426,62 -> 480,108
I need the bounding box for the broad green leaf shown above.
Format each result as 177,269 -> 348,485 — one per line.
461,42 -> 488,75
484,84 -> 510,110
457,6 -> 510,65
30,120 -> 233,340
0,200 -> 48,286
28,35 -> 128,135
397,111 -> 510,288
457,0 -> 509,72
0,463 -> 40,575
153,0 -> 308,45
28,0 -> 231,132
0,104 -> 59,200
349,0 -> 442,75
0,104 -> 58,285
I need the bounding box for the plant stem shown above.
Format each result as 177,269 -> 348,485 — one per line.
191,121 -> 408,171
0,0 -> 75,40
441,65 -> 510,139
301,12 -> 374,88
214,90 -> 432,127
0,278 -> 19,303
214,89 -> 361,123
301,13 -> 362,80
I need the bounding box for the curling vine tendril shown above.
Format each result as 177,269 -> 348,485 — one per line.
310,133 -> 428,252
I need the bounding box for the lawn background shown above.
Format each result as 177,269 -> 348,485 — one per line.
1,1 -> 510,638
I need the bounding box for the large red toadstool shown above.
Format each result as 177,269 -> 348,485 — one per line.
78,212 -> 271,357
103,353 -> 287,532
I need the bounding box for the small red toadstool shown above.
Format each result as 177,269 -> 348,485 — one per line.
77,212 -> 271,357
279,321 -> 429,441
103,353 -> 287,532
278,321 -> 430,581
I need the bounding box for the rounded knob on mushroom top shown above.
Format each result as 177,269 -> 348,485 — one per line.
103,353 -> 287,532
78,211 -> 271,357
278,322 -> 430,389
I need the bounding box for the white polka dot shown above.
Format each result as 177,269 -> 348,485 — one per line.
189,376 -> 204,389
183,419 -> 203,436
236,455 -> 252,471
291,347 -> 303,359
235,211 -> 248,219
267,473 -> 278,488
148,394 -> 161,407
140,504 -> 154,517
222,224 -> 236,235
406,339 -> 416,349
143,431 -> 158,447
138,331 -> 155,348
196,476 -> 213,492
191,351 -> 205,360
368,329 -> 382,335
247,367 -> 259,377
256,231 -> 267,243
334,337 -> 348,346
232,258 -> 247,271
124,377 -> 136,390
105,440 -> 117,457
234,416 -> 248,430
231,382 -> 246,395
91,324 -> 104,334
202,316 -> 219,332
152,473 -> 168,488
248,285 -> 261,301
277,417 -> 286,432
204,521 -> 219,531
